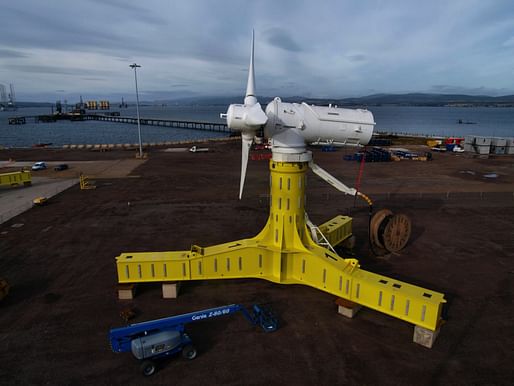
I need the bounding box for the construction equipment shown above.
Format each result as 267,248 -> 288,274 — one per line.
115,32 -> 446,346
0,170 -> 31,188
33,197 -> 48,206
79,173 -> 96,190
109,303 -> 278,376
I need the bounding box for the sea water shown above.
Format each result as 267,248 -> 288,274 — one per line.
1,104 -> 513,147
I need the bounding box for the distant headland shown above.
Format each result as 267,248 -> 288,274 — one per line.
163,93 -> 514,108
8,93 -> 514,108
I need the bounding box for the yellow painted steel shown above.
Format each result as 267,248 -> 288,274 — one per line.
0,170 -> 31,188
317,215 -> 352,247
116,160 -> 446,331
79,173 -> 96,190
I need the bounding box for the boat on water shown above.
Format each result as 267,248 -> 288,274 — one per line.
457,119 -> 476,124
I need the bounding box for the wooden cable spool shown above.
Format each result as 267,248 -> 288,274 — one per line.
370,209 -> 392,250
370,210 -> 412,253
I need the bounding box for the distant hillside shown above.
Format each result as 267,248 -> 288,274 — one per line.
339,93 -> 514,106
12,93 -> 514,108
162,93 -> 514,107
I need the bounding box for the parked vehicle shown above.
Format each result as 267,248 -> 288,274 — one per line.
33,197 -> 48,206
31,162 -> 47,171
54,164 -> 69,171
109,303 -> 278,376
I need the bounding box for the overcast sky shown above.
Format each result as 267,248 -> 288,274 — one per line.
1,0 -> 513,102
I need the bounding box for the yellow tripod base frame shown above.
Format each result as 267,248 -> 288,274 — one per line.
116,160 -> 446,331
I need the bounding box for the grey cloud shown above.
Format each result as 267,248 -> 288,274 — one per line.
502,36 -> 514,47
81,78 -> 107,81
0,48 -> 30,58
6,64 -> 114,77
0,5 -> 166,59
1,1 -> 514,101
263,28 -> 302,52
86,0 -> 168,25
346,54 -> 367,62
1,7 -> 119,51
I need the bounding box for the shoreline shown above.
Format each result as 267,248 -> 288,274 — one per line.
2,131 -> 513,150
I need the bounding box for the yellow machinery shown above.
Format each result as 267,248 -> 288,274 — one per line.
116,159 -> 445,332
0,170 -> 31,188
79,173 -> 96,190
33,196 -> 48,206
115,33 -> 446,343
86,101 -> 98,110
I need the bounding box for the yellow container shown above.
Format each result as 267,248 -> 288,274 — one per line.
0,170 -> 31,188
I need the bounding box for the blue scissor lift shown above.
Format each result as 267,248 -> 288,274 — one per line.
109,304 -> 278,376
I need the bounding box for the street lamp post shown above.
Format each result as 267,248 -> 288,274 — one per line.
130,63 -> 143,158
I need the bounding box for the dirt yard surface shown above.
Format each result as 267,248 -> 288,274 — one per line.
1,158 -> 145,179
0,177 -> 77,224
0,141 -> 513,385
1,157 -> 145,224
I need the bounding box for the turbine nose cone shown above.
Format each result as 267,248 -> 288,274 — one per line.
244,95 -> 257,106
244,103 -> 268,127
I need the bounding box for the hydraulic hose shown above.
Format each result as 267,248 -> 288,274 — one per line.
356,191 -> 381,256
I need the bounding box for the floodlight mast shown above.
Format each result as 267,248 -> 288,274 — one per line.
130,63 -> 143,158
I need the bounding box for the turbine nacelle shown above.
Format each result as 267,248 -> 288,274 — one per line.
264,98 -> 374,154
222,32 -> 376,199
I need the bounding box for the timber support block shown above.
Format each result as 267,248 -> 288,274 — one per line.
336,297 -> 362,319
117,283 -> 135,300
162,282 -> 180,299
413,323 -> 441,349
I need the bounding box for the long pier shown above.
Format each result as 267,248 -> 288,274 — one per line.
84,114 -> 230,133
7,113 -> 231,133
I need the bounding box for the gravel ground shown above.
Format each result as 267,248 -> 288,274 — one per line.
0,141 -> 513,385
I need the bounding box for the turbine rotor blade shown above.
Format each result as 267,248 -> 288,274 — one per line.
239,134 -> 253,199
244,30 -> 257,106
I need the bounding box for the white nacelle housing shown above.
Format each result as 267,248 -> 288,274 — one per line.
225,103 -> 267,131
264,97 -> 375,154
225,104 -> 250,131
